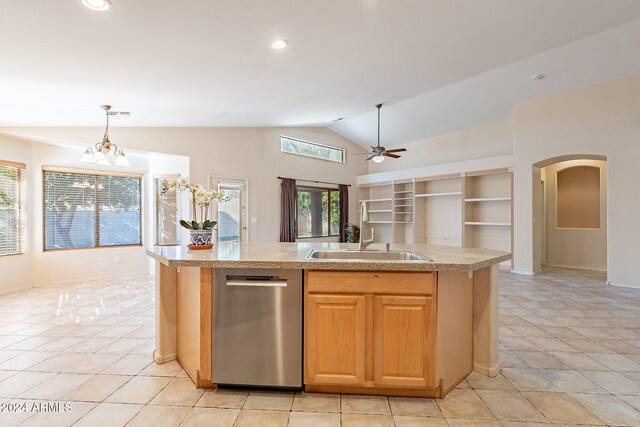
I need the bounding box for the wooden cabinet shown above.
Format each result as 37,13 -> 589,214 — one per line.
374,296 -> 435,388
305,271 -> 437,393
306,294 -> 366,385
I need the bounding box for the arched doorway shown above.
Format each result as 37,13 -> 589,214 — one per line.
532,155 -> 608,279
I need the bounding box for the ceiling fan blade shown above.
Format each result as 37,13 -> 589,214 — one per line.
366,154 -> 376,161
382,152 -> 401,159
384,148 -> 407,153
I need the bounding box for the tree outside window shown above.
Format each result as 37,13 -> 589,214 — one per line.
296,186 -> 340,238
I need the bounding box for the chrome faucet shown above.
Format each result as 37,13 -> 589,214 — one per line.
359,201 -> 374,250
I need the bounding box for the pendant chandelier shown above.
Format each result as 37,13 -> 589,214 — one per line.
80,105 -> 131,167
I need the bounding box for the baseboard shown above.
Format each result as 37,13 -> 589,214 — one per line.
153,350 -> 177,364
608,282 -> 640,290
542,263 -> 607,272
0,284 -> 32,296
511,270 -> 536,276
474,362 -> 501,378
34,271 -> 152,288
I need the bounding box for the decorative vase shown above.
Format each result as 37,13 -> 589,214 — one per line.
188,230 -> 213,250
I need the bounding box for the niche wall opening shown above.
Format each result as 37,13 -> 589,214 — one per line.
532,155 -> 608,277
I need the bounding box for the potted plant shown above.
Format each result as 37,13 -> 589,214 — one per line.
344,223 -> 360,243
162,177 -> 229,249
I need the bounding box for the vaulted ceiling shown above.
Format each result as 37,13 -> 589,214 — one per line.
1,1 -> 639,147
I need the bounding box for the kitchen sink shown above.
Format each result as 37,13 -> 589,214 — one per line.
306,249 -> 432,261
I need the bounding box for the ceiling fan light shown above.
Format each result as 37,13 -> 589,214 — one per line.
79,148 -> 95,163
81,0 -> 112,11
114,150 -> 131,167
271,39 -> 288,49
372,155 -> 385,163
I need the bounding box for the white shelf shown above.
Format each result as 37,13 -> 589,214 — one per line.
394,204 -> 413,207
361,198 -> 393,202
465,221 -> 511,227
394,197 -> 413,201
394,191 -> 414,194
395,221 -> 413,224
415,192 -> 462,198
367,209 -> 392,213
368,221 -> 393,224
465,197 -> 511,202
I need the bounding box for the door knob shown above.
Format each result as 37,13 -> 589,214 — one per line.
242,226 -> 248,230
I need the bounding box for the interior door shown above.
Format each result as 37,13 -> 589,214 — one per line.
209,176 -> 249,242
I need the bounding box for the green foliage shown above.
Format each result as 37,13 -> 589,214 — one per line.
344,223 -> 360,243
296,187 -> 340,237
180,219 -> 217,231
202,220 -> 217,230
0,166 -> 18,208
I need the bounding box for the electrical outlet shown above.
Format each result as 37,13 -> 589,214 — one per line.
251,217 -> 257,224
113,257 -> 120,264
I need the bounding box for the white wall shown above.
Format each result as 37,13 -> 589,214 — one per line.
542,159 -> 607,271
357,75 -> 639,287
1,127 -> 368,242
367,121 -> 514,174
514,75 -> 640,287
0,135 -> 189,294
0,127 -> 366,293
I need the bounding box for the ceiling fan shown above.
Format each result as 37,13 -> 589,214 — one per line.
364,103 -> 407,163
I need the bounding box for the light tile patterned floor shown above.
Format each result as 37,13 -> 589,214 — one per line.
0,267 -> 638,426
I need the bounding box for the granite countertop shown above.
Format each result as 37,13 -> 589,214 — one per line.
147,242 -> 510,272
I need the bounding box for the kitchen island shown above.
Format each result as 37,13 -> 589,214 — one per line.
147,242 -> 510,398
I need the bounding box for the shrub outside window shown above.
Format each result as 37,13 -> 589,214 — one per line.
281,136 -> 345,163
43,167 -> 142,251
297,186 -> 340,238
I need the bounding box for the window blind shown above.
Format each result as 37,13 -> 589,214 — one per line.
0,161 -> 26,256
154,175 -> 181,245
43,167 -> 142,251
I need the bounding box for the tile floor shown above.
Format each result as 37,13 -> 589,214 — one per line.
0,267 -> 638,426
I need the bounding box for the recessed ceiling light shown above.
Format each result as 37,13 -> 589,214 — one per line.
532,74 -> 545,81
81,0 -> 112,12
271,39 -> 288,49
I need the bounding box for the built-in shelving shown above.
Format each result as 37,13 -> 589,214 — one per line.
358,165 -> 514,270
361,198 -> 393,202
416,192 -> 462,198
463,171 -> 513,270
464,221 -> 511,226
465,197 -> 511,202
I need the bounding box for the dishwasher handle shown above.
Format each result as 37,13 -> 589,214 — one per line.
225,275 -> 288,287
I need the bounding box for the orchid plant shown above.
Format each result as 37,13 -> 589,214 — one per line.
162,177 -> 230,231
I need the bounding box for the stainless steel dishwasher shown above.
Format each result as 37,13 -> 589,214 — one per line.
212,268 -> 302,388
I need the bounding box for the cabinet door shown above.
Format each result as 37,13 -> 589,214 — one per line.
306,294 -> 366,385
374,295 -> 435,388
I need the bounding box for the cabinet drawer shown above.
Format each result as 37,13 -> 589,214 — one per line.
306,271 -> 435,295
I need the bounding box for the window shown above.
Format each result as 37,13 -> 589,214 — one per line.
281,136 -> 345,163
296,186 -> 340,238
0,161 -> 26,256
154,175 -> 181,246
556,165 -> 600,229
43,167 -> 142,251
